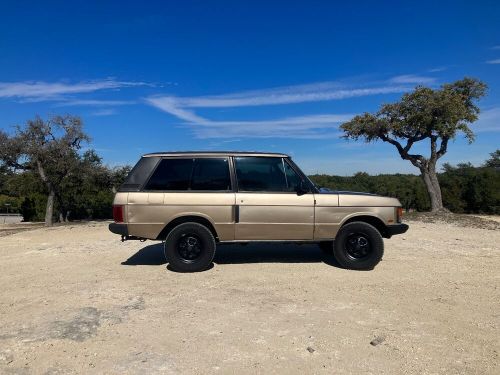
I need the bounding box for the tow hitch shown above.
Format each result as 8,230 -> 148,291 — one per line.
121,235 -> 146,242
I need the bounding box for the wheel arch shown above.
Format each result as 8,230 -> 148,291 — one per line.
156,215 -> 219,241
340,215 -> 389,238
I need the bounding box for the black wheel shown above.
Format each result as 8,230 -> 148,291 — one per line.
164,222 -> 216,272
333,222 -> 384,270
319,241 -> 333,254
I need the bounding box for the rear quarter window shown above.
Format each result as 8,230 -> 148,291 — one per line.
144,157 -> 231,191
119,156 -> 160,192
145,158 -> 193,190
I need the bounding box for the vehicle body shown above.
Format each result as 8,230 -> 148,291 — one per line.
110,152 -> 408,271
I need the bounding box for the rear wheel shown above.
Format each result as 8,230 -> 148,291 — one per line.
164,222 -> 216,272
333,222 -> 384,270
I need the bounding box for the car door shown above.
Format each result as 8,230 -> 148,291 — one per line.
233,156 -> 315,240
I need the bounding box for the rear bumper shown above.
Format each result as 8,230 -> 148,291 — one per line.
386,223 -> 409,237
109,223 -> 128,236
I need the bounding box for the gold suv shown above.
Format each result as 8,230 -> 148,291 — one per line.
109,152 -> 408,271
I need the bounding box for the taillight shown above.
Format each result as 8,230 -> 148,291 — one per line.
113,205 -> 124,223
397,207 -> 403,223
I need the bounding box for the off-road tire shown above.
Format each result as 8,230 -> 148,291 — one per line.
164,222 -> 216,272
333,222 -> 384,270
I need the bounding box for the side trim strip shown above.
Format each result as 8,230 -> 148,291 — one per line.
234,205 -> 240,223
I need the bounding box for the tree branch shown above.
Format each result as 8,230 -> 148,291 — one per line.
436,137 -> 449,159
379,133 -> 425,168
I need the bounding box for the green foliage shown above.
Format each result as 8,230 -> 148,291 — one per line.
19,194 -> 47,221
0,194 -> 22,214
309,173 -> 431,212
0,152 -> 130,221
340,78 -> 487,145
340,78 -> 488,211
440,161 -> 500,214
484,149 -> 500,169
309,154 -> 499,214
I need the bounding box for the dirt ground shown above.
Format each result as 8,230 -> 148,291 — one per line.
0,218 -> 499,374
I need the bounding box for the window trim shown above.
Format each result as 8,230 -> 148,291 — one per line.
285,158 -> 317,193
141,156 -> 234,193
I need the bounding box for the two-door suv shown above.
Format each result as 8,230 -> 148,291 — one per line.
109,152 -> 408,272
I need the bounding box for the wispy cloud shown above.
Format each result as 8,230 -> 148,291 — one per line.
89,108 -> 117,116
188,114 -> 352,139
486,59 -> 500,64
156,83 -> 410,109
474,106 -> 500,132
428,66 -> 448,73
145,97 -> 208,123
389,74 -> 437,84
146,79 -> 424,138
56,99 -> 136,107
147,93 -> 353,138
490,45 -> 500,50
0,79 -> 151,101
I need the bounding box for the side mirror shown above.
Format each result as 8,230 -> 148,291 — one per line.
296,180 -> 309,196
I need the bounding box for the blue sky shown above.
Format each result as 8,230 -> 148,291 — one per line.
0,0 -> 499,175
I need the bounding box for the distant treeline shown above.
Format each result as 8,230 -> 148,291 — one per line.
309,151 -> 499,214
0,152 -> 131,221
0,151 -> 498,221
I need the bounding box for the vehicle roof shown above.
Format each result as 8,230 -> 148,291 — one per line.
142,151 -> 290,158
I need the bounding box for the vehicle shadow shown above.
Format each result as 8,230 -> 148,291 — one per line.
121,243 -> 166,266
121,242 -> 341,268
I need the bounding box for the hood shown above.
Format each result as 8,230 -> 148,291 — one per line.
317,189 -> 400,207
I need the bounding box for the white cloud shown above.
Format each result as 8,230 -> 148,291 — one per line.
389,74 -> 437,84
56,99 -> 135,107
146,80 -> 415,138
89,108 -> 117,116
170,85 -> 409,108
145,97 -> 209,123
0,79 -> 150,100
147,92 -> 353,138
486,59 -> 500,64
428,67 -> 448,73
188,114 -> 352,139
473,107 -> 500,132
490,45 -> 500,50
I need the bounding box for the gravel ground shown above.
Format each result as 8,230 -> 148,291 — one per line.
0,218 -> 499,374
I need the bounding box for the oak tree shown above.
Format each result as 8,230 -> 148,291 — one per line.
0,115 -> 89,225
340,78 -> 487,211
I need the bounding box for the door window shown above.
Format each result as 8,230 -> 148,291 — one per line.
191,158 -> 231,190
235,157 -> 288,192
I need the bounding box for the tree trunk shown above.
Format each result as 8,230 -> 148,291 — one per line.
45,189 -> 55,226
56,194 -> 68,222
36,159 -> 56,226
420,168 -> 444,211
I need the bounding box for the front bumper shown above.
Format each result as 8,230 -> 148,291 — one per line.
386,223 -> 409,237
109,223 -> 128,236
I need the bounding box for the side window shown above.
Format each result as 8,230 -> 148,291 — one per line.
144,158 -> 193,190
191,158 -> 231,191
235,157 -> 287,192
284,160 -> 303,192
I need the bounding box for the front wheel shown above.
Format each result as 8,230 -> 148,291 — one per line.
333,222 -> 384,270
164,222 -> 216,272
